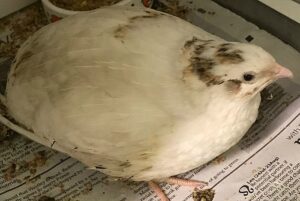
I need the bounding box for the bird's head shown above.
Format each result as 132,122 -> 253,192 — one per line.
182,37 -> 293,99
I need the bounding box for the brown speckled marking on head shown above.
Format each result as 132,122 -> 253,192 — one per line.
226,79 -> 242,93
184,36 -> 214,49
183,64 -> 224,87
15,51 -> 34,70
191,57 -> 215,70
182,37 -> 235,87
217,47 -> 229,53
194,44 -> 206,55
189,57 -> 224,86
216,44 -> 244,64
212,78 -> 224,85
184,37 -> 198,48
201,72 -> 224,86
217,49 -> 244,64
220,43 -> 232,48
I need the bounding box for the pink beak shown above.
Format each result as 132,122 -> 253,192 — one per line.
275,63 -> 293,79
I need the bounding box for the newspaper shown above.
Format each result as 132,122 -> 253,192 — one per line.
0,79 -> 299,201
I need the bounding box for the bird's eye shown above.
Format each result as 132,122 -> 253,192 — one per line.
243,73 -> 255,82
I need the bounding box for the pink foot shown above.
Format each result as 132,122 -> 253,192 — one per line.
166,177 -> 207,188
148,177 -> 207,201
148,181 -> 169,201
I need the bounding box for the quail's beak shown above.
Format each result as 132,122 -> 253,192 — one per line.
275,63 -> 293,79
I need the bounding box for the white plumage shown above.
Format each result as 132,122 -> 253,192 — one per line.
4,6 -> 292,182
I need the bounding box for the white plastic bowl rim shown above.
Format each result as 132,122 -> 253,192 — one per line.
41,0 -> 133,15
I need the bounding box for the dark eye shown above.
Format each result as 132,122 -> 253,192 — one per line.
243,73 -> 255,82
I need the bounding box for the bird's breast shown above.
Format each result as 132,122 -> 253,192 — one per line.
138,94 -> 261,180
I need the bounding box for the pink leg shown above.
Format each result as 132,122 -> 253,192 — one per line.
148,181 -> 169,201
148,178 -> 207,201
166,177 -> 207,188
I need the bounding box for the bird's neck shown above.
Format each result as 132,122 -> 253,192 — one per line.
209,86 -> 261,116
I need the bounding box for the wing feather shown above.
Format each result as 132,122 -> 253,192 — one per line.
6,6 -> 222,180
